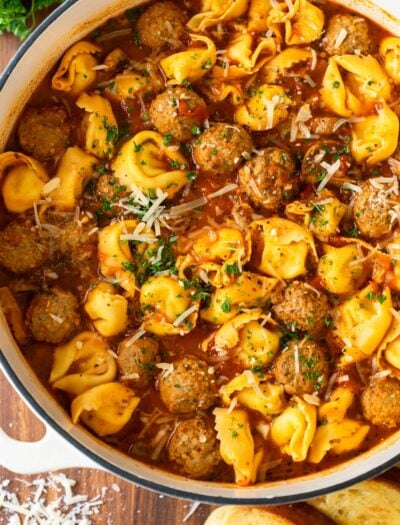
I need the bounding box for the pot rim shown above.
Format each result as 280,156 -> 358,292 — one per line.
1,0 -> 400,504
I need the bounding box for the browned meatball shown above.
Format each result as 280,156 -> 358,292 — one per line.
136,1 -> 187,49
353,179 -> 395,239
27,287 -> 80,343
323,14 -> 374,56
149,87 -> 208,142
193,123 -> 253,176
57,220 -> 98,264
117,336 -> 159,388
18,105 -> 71,161
308,117 -> 344,136
168,417 -> 221,479
273,281 -> 330,335
273,339 -> 330,395
361,377 -> 400,428
0,220 -> 49,273
238,148 -> 297,213
158,355 -> 217,414
94,174 -> 128,217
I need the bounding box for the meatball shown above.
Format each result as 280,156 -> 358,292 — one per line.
117,336 -> 159,388
26,287 -> 80,344
193,123 -> 253,176
18,105 -> 71,161
57,220 -> 98,264
353,179 -> 395,239
323,14 -> 374,56
361,377 -> 400,428
238,147 -> 297,213
94,174 -> 128,217
136,1 -> 187,49
158,355 -> 217,414
0,220 -> 49,273
273,340 -> 330,395
149,87 -> 207,142
168,417 -> 221,479
273,281 -> 330,335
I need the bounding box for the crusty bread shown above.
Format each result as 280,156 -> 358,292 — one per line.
204,503 -> 336,525
309,474 -> 400,525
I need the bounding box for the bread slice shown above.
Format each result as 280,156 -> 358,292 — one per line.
204,503 -> 336,525
309,474 -> 400,524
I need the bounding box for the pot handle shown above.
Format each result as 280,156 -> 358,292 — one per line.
0,423 -> 100,474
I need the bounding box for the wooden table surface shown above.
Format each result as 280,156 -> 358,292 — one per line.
0,33 -> 214,525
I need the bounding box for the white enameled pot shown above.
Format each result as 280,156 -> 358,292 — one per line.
1,0 -> 400,504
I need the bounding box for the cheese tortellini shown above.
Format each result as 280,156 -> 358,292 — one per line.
250,218 -> 317,280
262,47 -> 312,83
140,276 -> 199,335
334,284 -> 393,364
76,93 -> 118,159
235,85 -> 294,131
0,152 -> 48,213
71,382 -> 140,436
214,407 -> 263,486
309,387 -> 369,463
212,32 -> 277,80
317,243 -> 367,295
321,55 -> 391,117
84,283 -> 128,337
160,35 -> 217,84
268,0 -> 324,45
201,272 -> 278,324
52,41 -> 100,95
187,0 -> 248,32
112,131 -> 189,198
47,146 -> 97,210
105,70 -> 162,101
377,316 -> 400,377
271,396 -> 317,462
204,310 -> 280,369
49,331 -> 117,395
380,37 -> 400,84
350,102 -> 399,165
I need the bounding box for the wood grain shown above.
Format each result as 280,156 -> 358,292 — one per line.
0,34 -> 213,525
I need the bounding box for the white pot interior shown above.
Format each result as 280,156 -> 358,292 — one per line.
1,0 -> 400,502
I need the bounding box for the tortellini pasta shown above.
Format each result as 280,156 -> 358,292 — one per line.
271,396 -> 316,462
334,284 -> 393,364
350,102 -> 399,165
212,32 -> 277,80
309,386 -> 369,463
105,70 -> 162,101
321,55 -> 391,117
0,152 -> 48,213
201,272 -> 278,324
187,0 -> 248,32
49,331 -> 117,395
285,191 -> 346,238
220,371 -> 286,418
140,276 -> 199,335
268,0 -> 324,45
235,85 -> 294,131
380,37 -> 400,84
47,146 -> 97,210
112,131 -> 189,198
317,243 -> 367,295
103,48 -> 127,70
262,47 -> 312,84
84,283 -> 128,337
248,0 -> 272,33
76,93 -> 118,159
160,35 -> 217,84
52,41 -> 100,95
98,219 -> 154,297
71,382 -> 140,436
309,419 -> 370,464
214,407 -> 263,486
204,310 -> 280,368
377,316 -> 400,377
250,218 -> 317,280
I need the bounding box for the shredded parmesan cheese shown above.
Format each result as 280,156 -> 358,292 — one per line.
172,304 -> 199,326
42,177 -> 61,194
316,159 -> 341,192
334,28 -> 348,48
